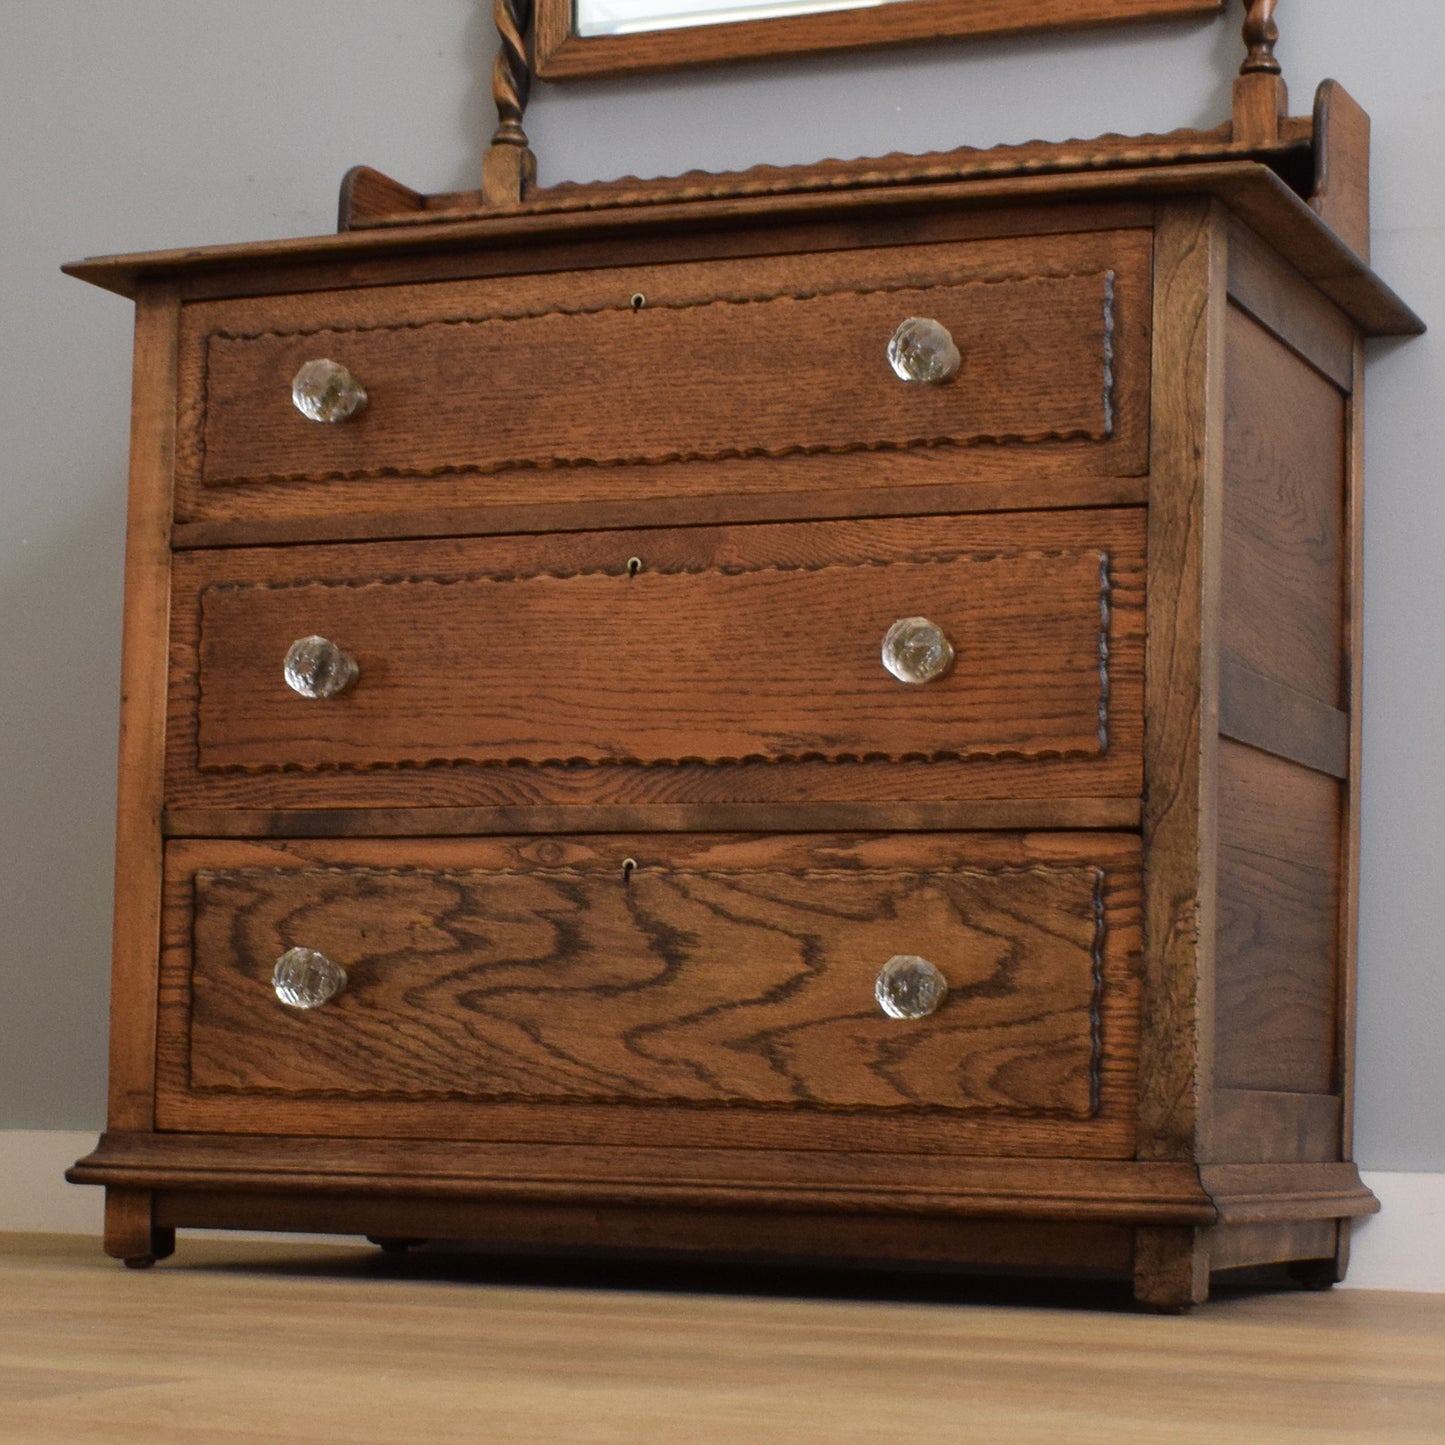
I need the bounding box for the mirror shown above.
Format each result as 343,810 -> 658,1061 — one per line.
535,0 -> 1224,80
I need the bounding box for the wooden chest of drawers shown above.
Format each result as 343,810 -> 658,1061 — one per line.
67,158 -> 1419,1308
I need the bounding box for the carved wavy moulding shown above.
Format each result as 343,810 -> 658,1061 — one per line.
342,119 -> 1315,230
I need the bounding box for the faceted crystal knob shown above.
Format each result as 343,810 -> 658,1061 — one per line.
875,955 -> 949,1020
291,358 -> 368,423
881,617 -> 955,685
273,947 -> 347,1010
284,636 -> 358,699
887,317 -> 961,384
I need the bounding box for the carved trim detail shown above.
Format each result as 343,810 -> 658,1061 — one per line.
192,547 -> 1117,775
344,121 -> 1312,228
205,267 -> 1107,343
186,861 -> 1111,1120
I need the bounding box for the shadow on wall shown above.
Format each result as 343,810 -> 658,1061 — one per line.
0,466 -> 126,1130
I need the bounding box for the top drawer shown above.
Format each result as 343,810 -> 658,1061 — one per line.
174,228 -> 1151,529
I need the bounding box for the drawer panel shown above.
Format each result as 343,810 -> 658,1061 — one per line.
167,511 -> 1145,811
156,833 -> 1142,1157
174,229 -> 1151,526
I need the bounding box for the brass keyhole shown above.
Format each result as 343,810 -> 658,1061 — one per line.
622,858 -> 638,884
629,293 -> 646,311
626,557 -> 643,577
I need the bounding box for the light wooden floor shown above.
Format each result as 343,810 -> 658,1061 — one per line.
3,1234 -> 1444,1443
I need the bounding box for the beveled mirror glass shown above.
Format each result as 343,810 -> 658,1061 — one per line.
536,0 -> 1223,80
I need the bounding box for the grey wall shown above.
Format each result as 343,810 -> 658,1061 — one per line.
3,1 -> 1440,1169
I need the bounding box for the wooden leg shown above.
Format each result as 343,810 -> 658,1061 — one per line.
104,1189 -> 176,1269
1289,1223 -> 1347,1291
1133,1227 -> 1210,1312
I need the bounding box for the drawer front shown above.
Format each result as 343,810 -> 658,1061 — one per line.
174,229 -> 1151,526
167,511 -> 1145,811
156,834 -> 1142,1158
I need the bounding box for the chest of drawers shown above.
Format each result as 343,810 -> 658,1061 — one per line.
66,153 -> 1419,1308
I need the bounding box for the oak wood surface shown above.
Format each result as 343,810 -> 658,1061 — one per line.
1137,200 -> 1224,1170
159,1199 -> 1137,1272
1217,651 -> 1350,778
71,1130 -> 1210,1223
1338,338 -> 1367,1167
159,797 -> 1145,840
189,528 -> 1131,772
165,511 -> 1146,812
1311,80 -> 1372,263
175,228 -> 1150,524
1214,842 -> 1339,1095
153,833 -> 1143,1160
1222,303 -> 1346,708
70,174 -> 1401,1301
1226,215 -> 1355,389
166,470 -> 1152,552
12,1234 -> 1445,1445
1209,1088 -> 1343,1165
104,284 -> 181,1137
181,858 -> 1111,1114
1207,1217 -> 1340,1271
1215,737 -> 1343,866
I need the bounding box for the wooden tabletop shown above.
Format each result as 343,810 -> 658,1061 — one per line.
3,1233 -> 1443,1442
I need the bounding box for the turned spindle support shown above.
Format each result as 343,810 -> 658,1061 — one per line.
482,0 -> 538,207
1234,0 -> 1288,147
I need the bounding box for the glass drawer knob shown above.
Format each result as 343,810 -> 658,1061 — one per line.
881,617 -> 955,685
284,636 -> 358,699
273,947 -> 347,1010
876,955 -> 949,1020
292,358 -> 368,422
887,317 -> 961,384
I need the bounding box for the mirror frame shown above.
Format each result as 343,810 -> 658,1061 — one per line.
535,0 -> 1223,81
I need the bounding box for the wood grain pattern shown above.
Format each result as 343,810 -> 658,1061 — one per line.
1137,200 -> 1225,1169
193,270 -> 1123,486
1209,1088 -> 1343,1166
168,468 -> 1151,553
1311,80 -> 1371,263
166,511 -> 1146,811
1214,843 -> 1339,1095
1216,738 -> 1342,867
73,1127 -> 1207,1223
173,226 -> 1152,528
194,544 -> 1119,773
1337,339 -> 1366,1169
534,0 -> 1222,81
1222,304 -> 1346,707
1201,1163 -> 1377,1225
104,283 -> 181,1136
159,798 -> 1145,840
1218,651 -> 1349,778
1226,215 -> 1355,391
153,833 -> 1143,1160
183,860 -> 1107,1114
1214,749 -> 1344,1101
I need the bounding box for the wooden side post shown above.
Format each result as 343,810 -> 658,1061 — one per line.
482,0 -> 538,207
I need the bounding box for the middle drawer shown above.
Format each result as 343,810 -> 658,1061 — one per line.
167,510 -> 1144,813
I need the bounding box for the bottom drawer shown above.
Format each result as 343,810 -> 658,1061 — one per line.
157,833 -> 1142,1159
